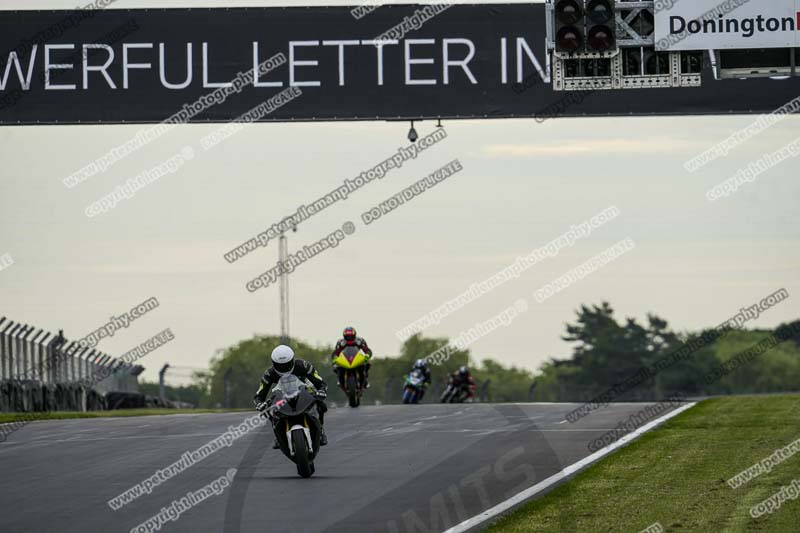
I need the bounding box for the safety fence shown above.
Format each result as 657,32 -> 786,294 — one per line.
0,316 -> 144,413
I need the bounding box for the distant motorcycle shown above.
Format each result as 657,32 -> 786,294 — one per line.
264,374 -> 322,478
402,369 -> 426,404
440,376 -> 472,403
332,345 -> 369,408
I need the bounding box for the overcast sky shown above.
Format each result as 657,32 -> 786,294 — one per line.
1,0 -> 798,384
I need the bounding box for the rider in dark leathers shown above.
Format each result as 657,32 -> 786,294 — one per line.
330,326 -> 373,389
448,366 -> 476,401
409,358 -> 432,400
255,345 -> 328,447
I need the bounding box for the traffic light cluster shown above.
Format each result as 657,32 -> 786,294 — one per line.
555,0 -> 616,54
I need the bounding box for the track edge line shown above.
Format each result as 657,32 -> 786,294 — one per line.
442,401 -> 698,533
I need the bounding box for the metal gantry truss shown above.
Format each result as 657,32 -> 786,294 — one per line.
547,0 -> 703,91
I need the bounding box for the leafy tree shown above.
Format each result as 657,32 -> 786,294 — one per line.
533,303 -> 800,402
178,305 -> 800,408
473,359 -> 535,403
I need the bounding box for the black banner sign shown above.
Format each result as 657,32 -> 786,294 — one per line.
0,5 -> 799,124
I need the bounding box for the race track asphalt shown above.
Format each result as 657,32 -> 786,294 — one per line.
0,402 -> 678,533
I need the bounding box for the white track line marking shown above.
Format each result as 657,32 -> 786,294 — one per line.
0,432 -> 253,453
443,402 -> 697,533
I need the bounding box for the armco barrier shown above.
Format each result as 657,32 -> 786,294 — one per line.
0,316 -> 145,413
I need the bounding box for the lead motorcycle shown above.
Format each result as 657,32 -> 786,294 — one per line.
263,374 -> 322,478
331,345 -> 369,408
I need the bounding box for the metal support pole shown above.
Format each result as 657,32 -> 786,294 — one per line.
223,367 -> 233,408
20,325 -> 31,380
10,323 -> 23,380
159,364 -> 170,402
62,342 -> 76,382
48,331 -> 63,384
52,332 -> 66,382
85,349 -> 96,382
25,327 -> 37,380
46,337 -> 56,384
97,354 -> 111,390
77,346 -> 91,381
278,220 -> 296,345
37,332 -> 51,384
278,233 -> 289,344
30,330 -> 44,381
69,342 -> 78,382
528,382 -> 538,402
93,353 -> 107,384
0,319 -> 13,380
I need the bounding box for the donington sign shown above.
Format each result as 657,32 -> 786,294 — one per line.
655,0 -> 800,51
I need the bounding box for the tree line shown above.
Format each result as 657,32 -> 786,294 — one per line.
145,303 -> 800,407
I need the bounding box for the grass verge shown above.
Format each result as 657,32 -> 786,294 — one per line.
485,394 -> 800,533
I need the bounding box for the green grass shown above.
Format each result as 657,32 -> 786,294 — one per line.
486,395 -> 800,533
0,408 -> 249,424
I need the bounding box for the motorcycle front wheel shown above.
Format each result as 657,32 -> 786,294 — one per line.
347,374 -> 359,408
292,429 -> 314,478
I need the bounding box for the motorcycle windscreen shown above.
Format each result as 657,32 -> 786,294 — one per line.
273,375 -> 315,415
275,374 -> 304,397
342,346 -> 361,360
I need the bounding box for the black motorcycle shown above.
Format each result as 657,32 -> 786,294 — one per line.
440,376 -> 472,403
263,374 -> 322,478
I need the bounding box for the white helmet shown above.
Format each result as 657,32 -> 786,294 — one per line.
271,345 -> 295,375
